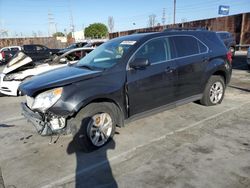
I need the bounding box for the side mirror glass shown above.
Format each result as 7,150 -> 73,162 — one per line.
130,58 -> 150,69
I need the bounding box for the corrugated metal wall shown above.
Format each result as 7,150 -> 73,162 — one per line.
109,13 -> 250,45
0,37 -> 67,49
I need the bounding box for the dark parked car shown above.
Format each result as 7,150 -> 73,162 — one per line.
57,42 -> 88,55
22,44 -> 59,61
216,31 -> 236,56
20,30 -> 232,151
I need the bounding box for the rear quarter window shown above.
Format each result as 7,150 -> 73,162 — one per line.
172,36 -> 200,57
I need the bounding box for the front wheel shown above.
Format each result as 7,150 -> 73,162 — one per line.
200,75 -> 225,106
70,102 -> 118,151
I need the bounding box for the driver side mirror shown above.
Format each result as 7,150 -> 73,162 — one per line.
130,58 -> 150,69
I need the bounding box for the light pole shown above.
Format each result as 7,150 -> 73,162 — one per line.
173,0 -> 176,25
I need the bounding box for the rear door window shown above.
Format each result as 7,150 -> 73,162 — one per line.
172,36 -> 204,58
36,45 -> 47,51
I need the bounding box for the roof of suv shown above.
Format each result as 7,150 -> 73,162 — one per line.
114,30 -> 220,45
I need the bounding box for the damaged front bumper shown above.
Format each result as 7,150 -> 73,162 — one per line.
21,102 -> 68,136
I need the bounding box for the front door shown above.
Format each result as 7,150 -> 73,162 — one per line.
126,37 -> 177,116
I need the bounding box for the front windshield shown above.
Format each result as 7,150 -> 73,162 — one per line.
76,38 -> 137,69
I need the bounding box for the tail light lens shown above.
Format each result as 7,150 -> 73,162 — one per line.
226,51 -> 232,64
1,51 -> 5,59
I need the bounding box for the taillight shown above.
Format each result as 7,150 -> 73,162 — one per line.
226,51 -> 232,64
1,52 -> 5,58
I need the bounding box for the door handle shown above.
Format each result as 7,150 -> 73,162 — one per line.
165,67 -> 174,73
203,57 -> 209,62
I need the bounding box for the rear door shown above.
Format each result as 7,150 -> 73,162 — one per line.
127,37 -> 178,116
171,35 -> 209,99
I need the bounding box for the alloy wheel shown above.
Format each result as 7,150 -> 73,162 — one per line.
88,113 -> 113,147
209,81 -> 223,104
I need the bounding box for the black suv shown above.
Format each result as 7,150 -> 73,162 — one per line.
20,30 -> 232,151
21,44 -> 59,61
216,31 -> 236,56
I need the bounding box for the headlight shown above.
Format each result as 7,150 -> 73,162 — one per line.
31,87 -> 63,112
3,73 -> 19,81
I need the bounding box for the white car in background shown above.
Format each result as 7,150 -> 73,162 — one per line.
0,46 -> 95,96
247,46 -> 250,69
0,46 -> 21,64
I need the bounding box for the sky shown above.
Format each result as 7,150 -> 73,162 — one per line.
0,0 -> 250,37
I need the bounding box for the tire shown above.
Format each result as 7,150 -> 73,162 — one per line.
200,75 -> 225,106
70,102 -> 118,152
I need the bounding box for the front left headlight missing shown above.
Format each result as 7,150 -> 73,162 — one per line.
32,87 -> 63,112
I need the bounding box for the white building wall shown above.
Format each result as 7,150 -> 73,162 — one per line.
73,30 -> 85,42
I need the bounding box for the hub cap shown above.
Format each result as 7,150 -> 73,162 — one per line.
209,82 -> 223,104
88,113 -> 113,147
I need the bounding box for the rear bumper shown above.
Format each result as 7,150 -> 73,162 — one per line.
21,102 -> 52,135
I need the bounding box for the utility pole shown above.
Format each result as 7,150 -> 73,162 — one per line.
173,0 -> 176,25
162,8 -> 166,27
48,10 -> 55,37
69,0 -> 75,39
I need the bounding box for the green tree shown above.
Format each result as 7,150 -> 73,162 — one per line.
52,32 -> 65,37
85,23 -> 108,38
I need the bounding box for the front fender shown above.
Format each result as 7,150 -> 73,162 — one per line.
48,71 -> 126,118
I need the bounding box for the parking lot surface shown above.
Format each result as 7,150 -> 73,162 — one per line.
0,53 -> 249,188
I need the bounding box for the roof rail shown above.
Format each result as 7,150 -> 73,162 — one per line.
163,27 -> 208,32
133,30 -> 158,34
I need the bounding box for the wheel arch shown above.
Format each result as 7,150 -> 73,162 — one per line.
212,70 -> 227,84
74,97 -> 125,127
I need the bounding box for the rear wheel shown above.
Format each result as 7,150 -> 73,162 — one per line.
200,75 -> 225,106
70,102 -> 118,151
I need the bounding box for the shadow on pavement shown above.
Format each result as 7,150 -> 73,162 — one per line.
229,85 -> 250,93
0,124 -> 15,128
67,130 -> 117,187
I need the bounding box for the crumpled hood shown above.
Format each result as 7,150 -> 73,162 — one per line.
3,51 -> 33,74
19,65 -> 102,96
